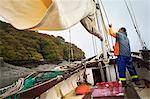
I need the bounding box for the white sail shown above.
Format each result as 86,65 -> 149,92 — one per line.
0,0 -> 102,39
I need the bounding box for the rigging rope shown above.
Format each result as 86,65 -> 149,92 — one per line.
98,4 -> 111,50
99,0 -> 114,51
124,0 -> 147,49
99,0 -> 109,24
128,0 -> 147,49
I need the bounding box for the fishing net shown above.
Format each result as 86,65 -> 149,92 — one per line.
0,71 -> 64,98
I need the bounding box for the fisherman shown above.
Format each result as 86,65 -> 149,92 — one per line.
108,24 -> 140,87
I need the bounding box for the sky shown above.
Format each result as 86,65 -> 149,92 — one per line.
1,0 -> 149,58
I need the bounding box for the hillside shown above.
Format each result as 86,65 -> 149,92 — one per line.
0,21 -> 85,65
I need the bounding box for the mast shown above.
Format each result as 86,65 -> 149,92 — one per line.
95,0 -> 112,82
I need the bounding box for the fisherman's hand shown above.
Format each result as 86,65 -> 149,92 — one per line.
109,24 -> 112,28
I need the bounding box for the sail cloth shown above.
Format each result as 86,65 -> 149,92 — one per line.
0,0 -> 103,40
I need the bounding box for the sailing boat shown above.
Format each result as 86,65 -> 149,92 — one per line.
0,0 -> 149,99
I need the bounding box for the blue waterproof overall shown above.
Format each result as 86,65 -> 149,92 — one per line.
115,32 -> 139,82
117,55 -> 139,81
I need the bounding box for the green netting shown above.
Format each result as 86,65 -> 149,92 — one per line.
22,77 -> 36,91
1,71 -> 64,99
22,71 -> 64,90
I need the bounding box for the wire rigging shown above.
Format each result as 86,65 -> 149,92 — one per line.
68,29 -> 74,63
124,0 -> 147,49
128,0 -> 147,49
